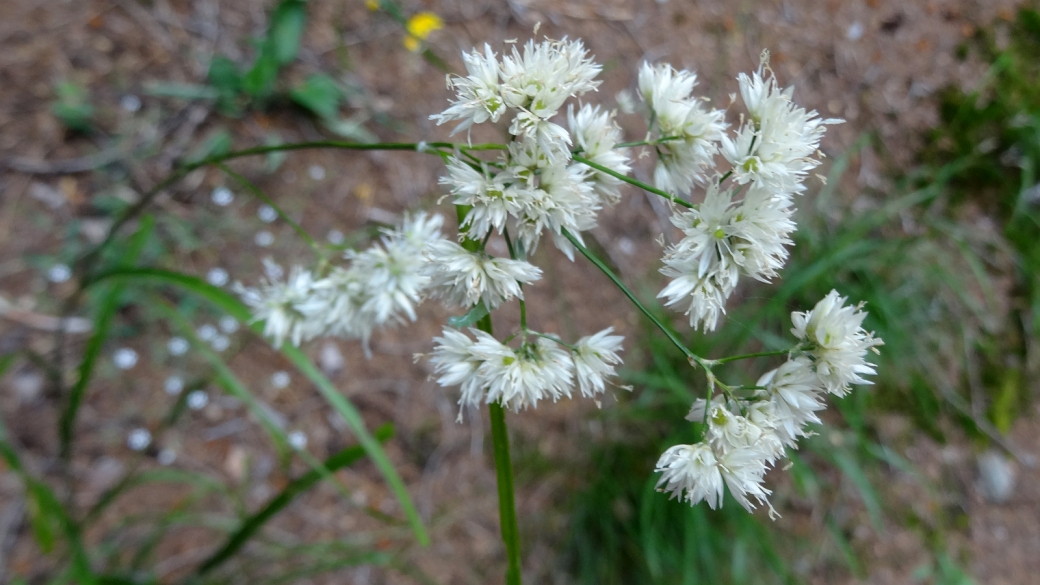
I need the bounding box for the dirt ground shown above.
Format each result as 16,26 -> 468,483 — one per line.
1,0 -> 1037,583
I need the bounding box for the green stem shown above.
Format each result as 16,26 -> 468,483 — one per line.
477,314 -> 523,585
489,398 -> 522,585
571,155 -> 693,209
560,229 -> 709,370
709,349 -> 791,366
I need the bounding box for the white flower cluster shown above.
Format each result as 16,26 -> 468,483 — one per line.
236,212 -> 445,349
655,291 -> 882,515
644,56 -> 841,332
637,63 -> 727,195
430,326 -> 624,419
433,38 -> 631,259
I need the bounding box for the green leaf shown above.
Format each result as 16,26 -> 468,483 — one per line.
447,301 -> 489,329
322,115 -> 378,143
144,81 -> 221,101
242,51 -> 279,100
197,424 -> 394,575
290,74 -> 343,120
185,128 -> 233,165
269,0 -> 308,65
60,216 -> 154,460
86,267 -> 429,546
51,81 -> 94,132
207,56 -> 243,95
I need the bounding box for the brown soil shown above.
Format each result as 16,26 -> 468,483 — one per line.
0,0 -> 1036,584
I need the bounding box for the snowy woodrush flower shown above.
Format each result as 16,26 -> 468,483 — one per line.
430,326 -> 625,416
431,44 -> 506,134
790,290 -> 883,396
567,103 -> 631,203
571,327 -> 625,397
638,62 -> 727,194
236,260 -> 321,347
721,68 -> 843,196
755,356 -> 826,447
655,443 -> 725,508
658,183 -> 796,332
424,239 -> 542,309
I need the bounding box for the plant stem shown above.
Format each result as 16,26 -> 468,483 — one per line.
571,155 -> 693,208
477,315 -> 523,585
709,349 -> 791,365
560,229 -> 710,371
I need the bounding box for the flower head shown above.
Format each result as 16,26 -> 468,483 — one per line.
424,240 -> 542,309
571,327 -> 625,397
791,290 -> 883,396
236,260 -> 322,347
655,443 -> 725,508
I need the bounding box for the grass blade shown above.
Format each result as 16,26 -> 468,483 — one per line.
197,424 -> 394,574
86,266 -> 429,546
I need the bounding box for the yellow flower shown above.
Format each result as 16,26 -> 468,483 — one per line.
365,0 -> 379,11
403,11 -> 443,52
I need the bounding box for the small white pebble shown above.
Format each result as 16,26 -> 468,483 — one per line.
127,428 -> 152,451
167,337 -> 189,356
211,186 -> 234,206
327,229 -> 345,245
197,324 -> 217,341
219,316 -> 239,334
308,165 -> 325,181
254,230 -> 274,247
164,375 -> 184,396
120,94 -> 142,113
48,264 -> 72,283
157,448 -> 177,466
206,267 -> 229,287
113,348 -> 138,370
258,205 -> 278,223
210,335 -> 230,352
187,390 -> 209,410
271,371 -> 291,389
288,430 -> 308,450
847,21 -> 864,41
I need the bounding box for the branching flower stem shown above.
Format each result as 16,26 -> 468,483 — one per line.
571,154 -> 694,208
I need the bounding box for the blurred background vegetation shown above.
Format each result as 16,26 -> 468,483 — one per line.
0,1 -> 1038,584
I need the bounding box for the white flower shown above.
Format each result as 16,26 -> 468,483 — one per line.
718,446 -> 774,515
654,443 -> 725,508
424,240 -> 542,309
721,69 -> 842,196
431,44 -> 505,134
236,260 -> 322,347
568,103 -> 630,204
479,335 -> 575,412
442,158 -> 518,240
431,329 -> 583,414
790,290 -> 883,396
755,356 -> 826,447
507,147 -> 600,258
706,405 -> 781,458
571,327 -> 625,397
658,183 -> 796,330
430,328 -> 486,412
657,185 -> 741,331
638,62 -> 727,194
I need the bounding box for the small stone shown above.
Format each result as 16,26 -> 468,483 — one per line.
254,230 -> 274,247
113,348 -> 138,370
47,264 -> 72,283
211,186 -> 234,206
127,428 -> 152,451
167,337 -> 189,356
164,375 -> 184,395
120,94 -> 142,113
258,205 -> 278,223
187,390 -> 209,410
978,450 -> 1016,503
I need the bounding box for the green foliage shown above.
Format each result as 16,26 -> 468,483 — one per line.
289,73 -> 344,120
920,7 -> 1040,435
51,80 -> 94,132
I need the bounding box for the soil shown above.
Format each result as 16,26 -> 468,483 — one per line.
0,0 -> 1037,584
